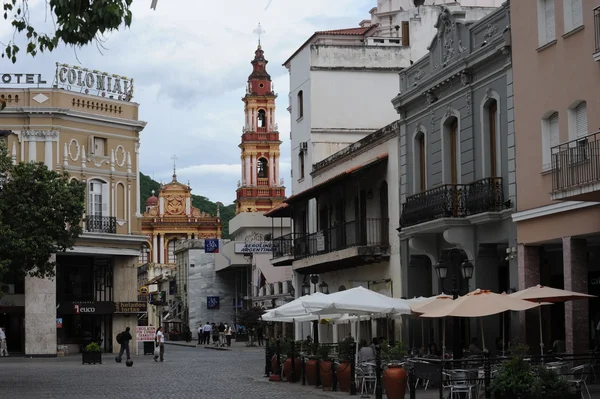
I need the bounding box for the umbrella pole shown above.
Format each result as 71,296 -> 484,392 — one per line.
480,318 -> 486,351
502,312 -> 505,357
421,318 -> 425,348
442,318 -> 446,355
538,304 -> 544,358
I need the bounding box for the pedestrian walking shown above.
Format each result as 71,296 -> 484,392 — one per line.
218,322 -> 226,347
116,327 -> 133,362
202,322 -> 212,345
211,323 -> 219,346
225,323 -> 232,347
154,326 -> 165,362
197,323 -> 203,345
183,325 -> 191,343
256,325 -> 264,346
0,327 -> 8,357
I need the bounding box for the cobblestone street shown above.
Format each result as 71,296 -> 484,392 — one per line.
0,344 -> 360,399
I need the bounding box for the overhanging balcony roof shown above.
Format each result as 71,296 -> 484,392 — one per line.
264,202 -> 291,218
285,154 -> 388,205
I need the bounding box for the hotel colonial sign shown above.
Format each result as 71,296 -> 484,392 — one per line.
55,62 -> 134,100
0,73 -> 46,84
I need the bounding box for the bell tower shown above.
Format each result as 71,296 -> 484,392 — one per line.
235,30 -> 285,214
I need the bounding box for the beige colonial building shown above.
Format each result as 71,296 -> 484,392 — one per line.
0,74 -> 147,356
511,0 -> 600,354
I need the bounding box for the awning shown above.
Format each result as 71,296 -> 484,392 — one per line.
285,154 -> 388,204
164,317 -> 183,323
145,274 -> 164,285
264,202 -> 291,218
66,246 -> 141,256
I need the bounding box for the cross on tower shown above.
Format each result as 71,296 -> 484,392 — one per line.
171,154 -> 178,179
253,23 -> 266,46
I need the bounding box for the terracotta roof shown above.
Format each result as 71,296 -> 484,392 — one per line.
282,24 -> 379,67
284,154 -> 388,204
314,27 -> 372,36
264,202 -> 291,218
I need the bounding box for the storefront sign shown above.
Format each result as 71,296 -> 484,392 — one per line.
55,62 -> 134,100
114,301 -> 147,314
0,73 -> 46,84
234,242 -> 273,253
205,239 -> 219,253
136,326 -> 156,342
58,301 -> 115,315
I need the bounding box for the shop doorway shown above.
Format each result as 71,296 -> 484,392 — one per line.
58,314 -> 113,353
0,309 -> 24,353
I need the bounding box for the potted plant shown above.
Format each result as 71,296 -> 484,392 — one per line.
269,339 -> 281,376
304,340 -> 319,386
336,336 -> 355,392
382,341 -> 408,399
318,344 -> 334,391
530,366 -> 577,399
282,340 -> 302,382
82,342 -> 102,365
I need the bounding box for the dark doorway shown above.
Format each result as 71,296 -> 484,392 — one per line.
0,310 -> 24,353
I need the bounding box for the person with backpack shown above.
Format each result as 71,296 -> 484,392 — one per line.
116,327 -> 133,362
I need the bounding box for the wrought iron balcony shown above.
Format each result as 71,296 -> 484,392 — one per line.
86,216 -> 117,234
272,233 -> 299,259
399,177 -> 504,228
551,131 -> 600,194
293,218 -> 389,260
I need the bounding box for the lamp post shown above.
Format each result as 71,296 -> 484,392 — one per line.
435,249 -> 474,360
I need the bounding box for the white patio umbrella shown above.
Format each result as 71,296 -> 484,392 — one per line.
301,286 -> 412,316
420,289 -> 542,352
509,284 -> 596,356
270,292 -> 328,318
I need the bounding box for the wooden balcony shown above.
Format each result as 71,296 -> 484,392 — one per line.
551,131 -> 600,201
399,177 -> 505,229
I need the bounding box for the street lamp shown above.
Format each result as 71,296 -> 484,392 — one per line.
310,275 -> 320,292
435,249 -> 474,360
301,280 -> 310,296
319,281 -> 329,294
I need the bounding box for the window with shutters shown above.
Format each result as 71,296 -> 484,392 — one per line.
89,180 -> 108,217
401,21 -> 410,46
568,101 -> 589,163
541,112 -> 559,170
564,0 -> 583,33
537,0 -> 556,46
413,131 -> 426,192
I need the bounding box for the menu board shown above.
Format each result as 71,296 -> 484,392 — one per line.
136,326 -> 156,342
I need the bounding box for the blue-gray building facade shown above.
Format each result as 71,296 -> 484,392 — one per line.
392,2 -> 516,350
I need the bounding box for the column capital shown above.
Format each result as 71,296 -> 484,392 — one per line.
22,129 -> 59,141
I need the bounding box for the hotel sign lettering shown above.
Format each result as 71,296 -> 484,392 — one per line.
0,73 -> 46,84
234,242 -> 273,253
114,301 -> 147,314
55,63 -> 134,100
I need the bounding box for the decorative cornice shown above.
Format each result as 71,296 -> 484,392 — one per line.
22,129 -> 59,141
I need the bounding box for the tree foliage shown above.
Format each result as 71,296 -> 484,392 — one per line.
2,0 -> 133,62
0,141 -> 85,282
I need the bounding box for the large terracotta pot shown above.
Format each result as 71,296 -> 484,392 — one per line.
319,360 -> 334,391
271,355 -> 280,375
336,360 -> 352,392
305,358 -> 318,386
383,364 -> 408,399
283,357 -> 302,382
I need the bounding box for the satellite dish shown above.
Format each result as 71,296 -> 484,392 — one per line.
413,0 -> 425,6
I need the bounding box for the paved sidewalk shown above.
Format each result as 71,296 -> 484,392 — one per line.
165,339 -> 265,352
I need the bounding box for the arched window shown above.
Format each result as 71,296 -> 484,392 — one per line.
297,90 -> 304,119
257,109 -> 266,128
443,117 -> 459,184
168,239 -> 178,264
488,99 -> 498,177
414,132 -> 426,191
257,157 -> 268,178
88,179 -> 108,217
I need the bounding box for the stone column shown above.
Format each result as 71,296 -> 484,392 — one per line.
250,154 -> 256,186
159,234 -> 165,264
563,237 -> 589,354
25,254 -> 57,356
245,156 -> 251,186
517,244 -> 541,350
135,142 -> 141,217
275,155 -> 280,185
269,154 -> 275,185
28,140 -> 37,162
159,197 -> 165,216
112,256 -> 138,354
152,234 -> 158,263
44,141 -> 53,169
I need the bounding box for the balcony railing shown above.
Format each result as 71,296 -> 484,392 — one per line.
399,177 -> 504,228
86,215 -> 117,234
551,131 -> 600,193
272,233 -> 300,259
595,7 -> 600,55
293,218 -> 389,260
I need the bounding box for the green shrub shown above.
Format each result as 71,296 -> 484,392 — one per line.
531,366 -> 574,397
84,342 -> 101,352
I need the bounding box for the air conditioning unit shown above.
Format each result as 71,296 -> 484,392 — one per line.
0,284 -> 15,294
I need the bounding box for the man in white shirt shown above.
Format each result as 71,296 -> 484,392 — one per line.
202,322 -> 212,346
0,327 -> 7,357
197,322 -> 203,346
154,326 -> 165,362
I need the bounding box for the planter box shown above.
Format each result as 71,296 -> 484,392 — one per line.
82,351 -> 102,365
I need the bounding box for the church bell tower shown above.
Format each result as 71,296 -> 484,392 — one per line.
235,36 -> 286,214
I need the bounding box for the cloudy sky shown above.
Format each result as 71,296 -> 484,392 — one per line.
1,0 -> 372,204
